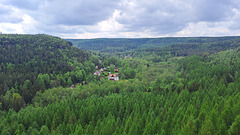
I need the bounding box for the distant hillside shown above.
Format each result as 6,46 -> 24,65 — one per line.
0,34 -> 90,110
66,36 -> 240,54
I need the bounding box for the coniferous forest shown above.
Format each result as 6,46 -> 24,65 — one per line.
1,34 -> 240,134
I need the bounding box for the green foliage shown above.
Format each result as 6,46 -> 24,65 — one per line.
109,65 -> 115,73
229,114 -> 240,135
0,34 -> 90,110
1,35 -> 240,134
67,37 -> 240,55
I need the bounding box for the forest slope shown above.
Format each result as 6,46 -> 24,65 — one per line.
1,48 -> 240,134
66,36 -> 240,54
0,34 -> 91,110
1,35 -> 240,134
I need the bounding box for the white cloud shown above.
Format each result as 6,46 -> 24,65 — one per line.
0,14 -> 38,34
32,0 -> 121,26
0,0 -> 240,38
96,10 -> 124,32
0,4 -> 23,23
175,22 -> 231,37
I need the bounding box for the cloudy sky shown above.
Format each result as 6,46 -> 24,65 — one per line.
0,0 -> 240,38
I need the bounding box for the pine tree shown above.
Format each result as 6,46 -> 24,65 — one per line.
229,114 -> 240,135
128,121 -> 138,135
181,116 -> 197,135
199,119 -> 214,135
74,124 -> 84,135
12,93 -> 25,111
39,125 -> 50,135
36,74 -> 46,90
67,77 -> 73,86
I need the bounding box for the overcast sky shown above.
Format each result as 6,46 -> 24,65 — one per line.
0,0 -> 240,38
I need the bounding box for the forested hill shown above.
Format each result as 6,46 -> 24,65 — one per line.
1,34 -> 240,134
0,34 -> 91,110
66,36 -> 240,53
1,43 -> 240,134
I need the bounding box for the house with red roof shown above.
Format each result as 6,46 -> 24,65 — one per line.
108,74 -> 119,81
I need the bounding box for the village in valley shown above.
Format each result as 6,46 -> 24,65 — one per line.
70,64 -> 119,89
93,65 -> 119,81
70,56 -> 122,89
70,65 -> 119,89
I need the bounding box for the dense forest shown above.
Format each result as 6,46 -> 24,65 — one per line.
67,36 -> 240,54
0,34 -> 94,111
1,35 -> 240,134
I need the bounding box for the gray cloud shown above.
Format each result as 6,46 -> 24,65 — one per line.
0,0 -> 240,37
0,6 -> 10,15
116,0 -> 194,34
0,15 -> 22,23
116,0 -> 238,34
33,24 -> 86,34
1,0 -> 121,25
229,12 -> 240,30
6,0 -> 43,10
34,0 -> 121,25
0,5 -> 22,23
192,0 -> 235,22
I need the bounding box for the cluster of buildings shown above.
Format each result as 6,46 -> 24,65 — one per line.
70,65 -> 119,89
93,65 -> 119,81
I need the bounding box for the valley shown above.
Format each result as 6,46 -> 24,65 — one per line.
0,34 -> 240,134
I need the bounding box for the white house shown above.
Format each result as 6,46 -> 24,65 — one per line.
108,74 -> 119,81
